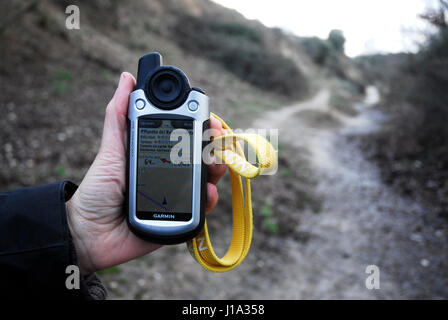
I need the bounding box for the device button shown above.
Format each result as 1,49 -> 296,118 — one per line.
135,99 -> 146,110
188,100 -> 199,112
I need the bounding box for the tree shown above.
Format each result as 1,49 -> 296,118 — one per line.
328,29 -> 345,54
419,0 -> 447,29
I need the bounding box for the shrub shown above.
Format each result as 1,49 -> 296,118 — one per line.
173,15 -> 308,98
361,3 -> 448,216
299,36 -> 331,64
209,22 -> 263,44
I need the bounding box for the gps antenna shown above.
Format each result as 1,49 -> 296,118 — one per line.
136,52 -> 162,89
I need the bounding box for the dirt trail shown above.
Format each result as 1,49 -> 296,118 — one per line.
104,87 -> 447,299
252,87 -> 447,299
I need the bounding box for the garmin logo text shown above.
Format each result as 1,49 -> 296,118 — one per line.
153,213 -> 175,219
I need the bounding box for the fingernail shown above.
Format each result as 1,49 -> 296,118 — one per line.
118,72 -> 126,85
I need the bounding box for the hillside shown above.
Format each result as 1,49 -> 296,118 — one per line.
0,0 -> 364,189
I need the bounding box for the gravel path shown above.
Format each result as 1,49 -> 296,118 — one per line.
253,87 -> 448,299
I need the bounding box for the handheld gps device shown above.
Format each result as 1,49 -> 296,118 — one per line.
126,52 -> 209,244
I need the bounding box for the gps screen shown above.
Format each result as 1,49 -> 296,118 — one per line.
136,118 -> 193,221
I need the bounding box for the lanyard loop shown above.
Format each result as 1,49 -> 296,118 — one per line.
186,113 -> 277,272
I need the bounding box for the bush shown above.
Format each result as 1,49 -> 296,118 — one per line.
299,37 -> 331,64
401,28 -> 448,154
173,15 -> 308,98
300,34 -> 350,83
209,22 -> 263,44
362,5 -> 448,216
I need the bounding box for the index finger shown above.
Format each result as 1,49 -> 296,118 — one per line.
207,115 -> 227,185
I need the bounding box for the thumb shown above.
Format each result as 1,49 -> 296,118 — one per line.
100,72 -> 136,155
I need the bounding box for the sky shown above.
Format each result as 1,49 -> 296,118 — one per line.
212,0 -> 437,57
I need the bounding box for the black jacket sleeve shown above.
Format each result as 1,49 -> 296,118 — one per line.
0,181 -> 107,299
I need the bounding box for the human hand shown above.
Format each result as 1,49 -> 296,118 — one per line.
66,72 -> 226,275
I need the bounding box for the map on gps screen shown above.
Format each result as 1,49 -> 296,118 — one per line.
136,119 -> 193,220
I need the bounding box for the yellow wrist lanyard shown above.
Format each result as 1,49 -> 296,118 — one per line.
186,112 -> 277,272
